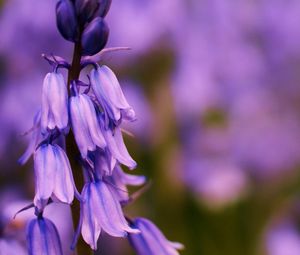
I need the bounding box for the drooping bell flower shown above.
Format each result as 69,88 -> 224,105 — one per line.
41,72 -> 69,134
34,144 -> 77,205
128,218 -> 184,255
27,216 -> 63,255
90,65 -> 136,126
80,180 -> 139,250
69,93 -> 106,158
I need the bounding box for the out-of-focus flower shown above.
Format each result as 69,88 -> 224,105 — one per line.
185,158 -> 247,208
128,218 -> 184,255
0,239 -> 27,255
266,221 -> 300,255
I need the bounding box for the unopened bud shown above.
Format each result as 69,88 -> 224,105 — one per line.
56,0 -> 79,42
81,17 -> 109,56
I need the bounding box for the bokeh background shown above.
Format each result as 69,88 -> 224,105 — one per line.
1,0 -> 300,255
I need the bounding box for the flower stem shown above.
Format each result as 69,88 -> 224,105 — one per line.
67,42 -> 93,255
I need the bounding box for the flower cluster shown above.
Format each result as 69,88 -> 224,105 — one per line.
18,0 -> 182,254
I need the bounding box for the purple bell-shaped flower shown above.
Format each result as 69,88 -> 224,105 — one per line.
80,180 -> 139,249
90,65 -> 136,125
41,72 -> 69,134
69,93 -> 106,158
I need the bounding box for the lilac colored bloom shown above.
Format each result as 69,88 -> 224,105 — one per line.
34,144 -> 76,205
81,180 -> 139,250
69,93 -> 106,158
41,72 -> 69,134
128,218 -> 183,255
27,216 -> 63,255
90,65 -> 136,125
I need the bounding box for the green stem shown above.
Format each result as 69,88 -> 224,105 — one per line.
67,42 -> 93,255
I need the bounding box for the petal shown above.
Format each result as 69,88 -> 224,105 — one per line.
34,145 -> 55,202
103,125 -> 136,169
52,145 -> 74,203
19,111 -> 42,165
81,184 -> 101,250
48,73 -> 68,131
80,94 -> 106,149
70,96 -> 95,158
91,181 -> 138,237
115,165 -> 146,186
41,73 -> 51,133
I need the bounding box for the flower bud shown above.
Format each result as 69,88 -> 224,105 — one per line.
81,17 -> 109,56
56,0 -> 79,42
75,0 -> 99,25
94,0 -> 112,18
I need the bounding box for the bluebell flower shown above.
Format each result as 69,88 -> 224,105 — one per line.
27,216 -> 63,255
128,218 -> 183,255
34,144 -> 76,205
99,115 -> 137,169
80,180 -> 139,250
69,93 -> 106,158
41,72 -> 69,134
90,65 -> 136,125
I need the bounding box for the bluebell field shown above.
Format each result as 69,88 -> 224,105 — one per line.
1,0 -> 300,255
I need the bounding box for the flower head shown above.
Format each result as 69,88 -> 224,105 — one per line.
41,72 -> 69,134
